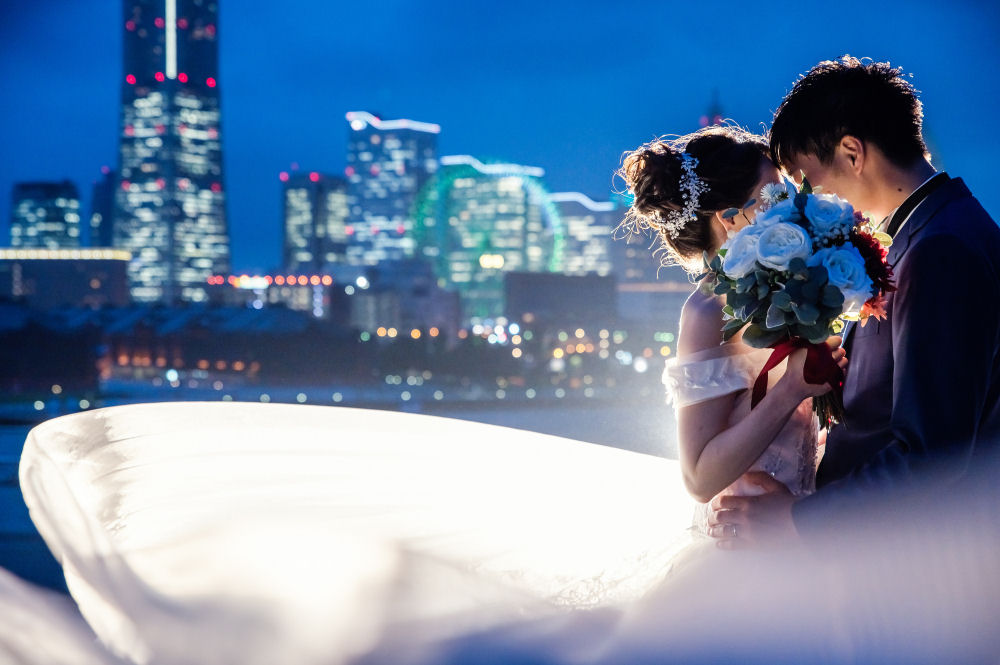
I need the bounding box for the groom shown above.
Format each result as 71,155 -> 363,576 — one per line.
710,56 -> 1000,545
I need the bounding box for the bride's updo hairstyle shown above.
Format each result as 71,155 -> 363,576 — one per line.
618,126 -> 769,272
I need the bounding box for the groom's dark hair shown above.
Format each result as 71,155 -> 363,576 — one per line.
769,55 -> 927,169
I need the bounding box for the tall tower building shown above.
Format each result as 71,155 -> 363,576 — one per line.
413,155 -> 560,321
89,167 -> 117,248
281,170 -> 349,273
116,0 -> 230,303
549,192 -> 619,277
344,111 -> 439,266
10,181 -> 81,249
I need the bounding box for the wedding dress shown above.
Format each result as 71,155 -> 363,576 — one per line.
662,342 -> 820,533
13,345 -> 823,665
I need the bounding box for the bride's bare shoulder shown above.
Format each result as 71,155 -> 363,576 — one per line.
677,288 -> 725,357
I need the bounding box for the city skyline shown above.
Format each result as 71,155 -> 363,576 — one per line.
2,1 -> 999,273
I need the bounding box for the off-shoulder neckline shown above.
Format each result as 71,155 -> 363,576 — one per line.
669,342 -> 771,365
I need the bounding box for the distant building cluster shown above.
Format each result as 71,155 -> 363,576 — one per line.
5,0 -> 701,326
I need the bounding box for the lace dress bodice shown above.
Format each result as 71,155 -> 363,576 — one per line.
662,344 -> 819,533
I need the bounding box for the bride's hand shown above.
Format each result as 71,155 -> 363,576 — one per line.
781,336 -> 848,399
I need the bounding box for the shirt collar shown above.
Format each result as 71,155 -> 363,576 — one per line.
882,172 -> 949,237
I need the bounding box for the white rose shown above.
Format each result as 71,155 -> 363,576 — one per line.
807,243 -> 874,314
804,193 -> 854,239
756,222 -> 812,271
753,198 -> 795,227
720,225 -> 765,279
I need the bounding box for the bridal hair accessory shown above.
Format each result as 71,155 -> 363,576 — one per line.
662,153 -> 708,238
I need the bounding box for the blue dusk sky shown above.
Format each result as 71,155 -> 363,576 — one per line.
1,0 -> 998,273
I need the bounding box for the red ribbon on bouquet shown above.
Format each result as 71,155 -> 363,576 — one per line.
750,338 -> 844,410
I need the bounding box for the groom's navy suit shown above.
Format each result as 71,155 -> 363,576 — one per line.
794,174 -> 1000,531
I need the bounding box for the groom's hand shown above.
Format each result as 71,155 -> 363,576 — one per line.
708,472 -> 799,549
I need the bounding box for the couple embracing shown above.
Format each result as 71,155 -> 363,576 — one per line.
621,55 -> 1000,550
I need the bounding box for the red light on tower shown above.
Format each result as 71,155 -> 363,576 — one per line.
345,225 -> 355,235
121,180 -> 131,191
205,24 -> 216,37
126,74 -> 136,85
125,20 -> 136,31
210,182 -> 222,193
155,72 -> 165,82
279,172 -> 289,182
309,172 -> 320,182
154,17 -> 165,28
177,17 -> 188,29
101,165 -> 111,175
206,77 -> 217,88
344,166 -> 355,177
155,178 -> 166,189
178,72 -> 188,83
124,125 -> 135,136
396,224 -> 405,235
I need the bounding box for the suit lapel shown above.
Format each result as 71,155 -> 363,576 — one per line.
841,178 -> 969,350
886,177 -> 970,266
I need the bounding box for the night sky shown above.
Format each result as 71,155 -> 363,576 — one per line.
2,0 -> 998,273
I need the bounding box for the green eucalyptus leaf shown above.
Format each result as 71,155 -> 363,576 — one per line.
797,323 -> 830,344
792,302 -> 820,325
722,304 -> 735,317
717,248 -> 728,258
822,285 -> 845,308
772,290 -> 793,310
742,325 -> 788,349
799,175 -> 813,194
765,304 -> 787,329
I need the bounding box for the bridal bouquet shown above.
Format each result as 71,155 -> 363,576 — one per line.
700,179 -> 895,425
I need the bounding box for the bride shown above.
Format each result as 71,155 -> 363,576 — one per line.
619,126 -> 847,543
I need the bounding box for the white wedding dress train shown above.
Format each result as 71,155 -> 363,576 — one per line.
18,402 -> 708,665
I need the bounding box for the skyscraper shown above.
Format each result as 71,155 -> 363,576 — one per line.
281,170 -> 349,273
345,111 -> 439,266
549,192 -> 619,277
90,167 -> 117,248
413,155 -> 561,320
116,0 -> 230,303
10,181 -> 81,249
